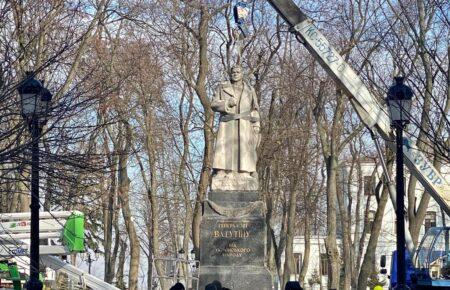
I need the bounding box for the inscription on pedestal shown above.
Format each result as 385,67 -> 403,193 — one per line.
201,217 -> 265,267
213,221 -> 251,259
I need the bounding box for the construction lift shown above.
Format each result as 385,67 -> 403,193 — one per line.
0,211 -> 119,290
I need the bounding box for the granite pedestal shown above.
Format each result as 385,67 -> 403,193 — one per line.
199,191 -> 272,290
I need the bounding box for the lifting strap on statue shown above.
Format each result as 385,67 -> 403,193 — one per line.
232,1 -> 250,64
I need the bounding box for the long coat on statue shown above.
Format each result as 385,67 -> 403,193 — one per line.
211,81 -> 260,173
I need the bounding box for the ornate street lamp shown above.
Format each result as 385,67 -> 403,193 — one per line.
386,76 -> 413,290
387,76 -> 413,125
19,72 -> 52,127
17,72 -> 52,290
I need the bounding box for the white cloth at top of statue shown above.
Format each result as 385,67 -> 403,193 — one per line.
211,80 -> 260,173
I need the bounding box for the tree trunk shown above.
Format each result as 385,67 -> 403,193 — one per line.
13,168 -> 29,213
117,121 -> 140,290
192,6 -> 215,258
357,180 -> 390,290
178,89 -> 195,285
275,201 -> 288,281
116,238 -> 127,290
313,83 -> 346,290
145,125 -> 168,290
337,175 -> 352,289
325,155 -> 340,289
299,214 -> 311,285
103,128 -> 118,283
351,153 -> 363,288
283,181 -> 299,285
147,229 -> 154,290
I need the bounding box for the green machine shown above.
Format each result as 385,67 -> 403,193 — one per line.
0,260 -> 24,290
62,211 -> 85,253
0,211 -> 85,289
0,211 -> 85,256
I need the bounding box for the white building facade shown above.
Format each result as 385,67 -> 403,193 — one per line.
290,160 -> 448,289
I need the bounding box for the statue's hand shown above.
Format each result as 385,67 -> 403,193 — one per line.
227,98 -> 237,107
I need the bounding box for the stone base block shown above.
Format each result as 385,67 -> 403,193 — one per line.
211,172 -> 259,191
208,191 -> 260,204
199,190 -> 273,290
199,266 -> 272,290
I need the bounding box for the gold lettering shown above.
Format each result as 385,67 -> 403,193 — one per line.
212,229 -> 252,239
213,244 -> 252,257
217,222 -> 251,229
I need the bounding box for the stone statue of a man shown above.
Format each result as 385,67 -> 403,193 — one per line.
211,65 -> 260,191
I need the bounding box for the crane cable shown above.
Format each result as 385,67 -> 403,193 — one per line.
232,1 -> 250,64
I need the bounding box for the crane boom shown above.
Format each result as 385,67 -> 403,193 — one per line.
266,0 -> 450,215
41,255 -> 120,290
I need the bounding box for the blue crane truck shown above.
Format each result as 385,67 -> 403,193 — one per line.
381,227 -> 450,289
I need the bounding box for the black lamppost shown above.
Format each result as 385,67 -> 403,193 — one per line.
386,76 -> 413,290
17,72 -> 52,290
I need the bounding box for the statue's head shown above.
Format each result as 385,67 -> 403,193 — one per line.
230,65 -> 243,83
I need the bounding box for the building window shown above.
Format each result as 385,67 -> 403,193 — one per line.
424,211 -> 437,232
320,253 -> 328,276
366,210 -> 376,233
364,176 -> 373,196
294,253 -> 302,274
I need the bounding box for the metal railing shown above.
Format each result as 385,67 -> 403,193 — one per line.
150,257 -> 199,290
